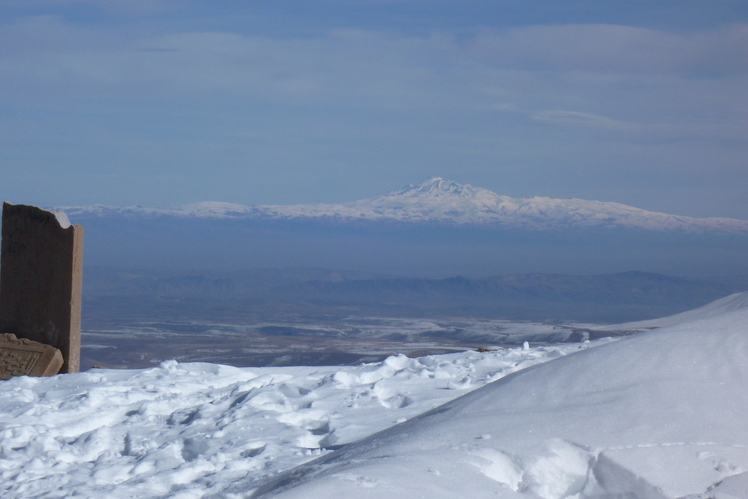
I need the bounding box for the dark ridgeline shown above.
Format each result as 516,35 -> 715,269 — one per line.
82,266 -> 742,324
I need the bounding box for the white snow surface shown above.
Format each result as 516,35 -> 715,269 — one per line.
51,211 -> 71,229
58,177 -> 748,233
595,290 -> 748,331
0,341 -> 603,499
253,308 -> 748,499
3,308 -> 748,498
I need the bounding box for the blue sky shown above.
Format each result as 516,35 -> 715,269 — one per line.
1,0 -> 747,218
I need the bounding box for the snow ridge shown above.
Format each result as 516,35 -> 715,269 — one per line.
245,307 -> 748,498
58,177 -> 748,233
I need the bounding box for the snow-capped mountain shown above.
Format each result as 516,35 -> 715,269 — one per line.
60,177 -> 748,233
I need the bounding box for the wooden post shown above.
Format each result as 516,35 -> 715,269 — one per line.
0,203 -> 84,373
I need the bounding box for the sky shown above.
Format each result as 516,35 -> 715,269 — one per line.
1,1 -> 747,219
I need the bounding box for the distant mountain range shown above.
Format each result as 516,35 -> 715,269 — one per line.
59,178 -> 748,277
61,177 -> 748,234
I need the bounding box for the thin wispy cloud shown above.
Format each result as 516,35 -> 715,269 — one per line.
531,110 -> 635,130
466,24 -> 748,76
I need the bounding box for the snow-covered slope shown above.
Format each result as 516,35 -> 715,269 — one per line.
249,308 -> 748,499
3,307 -> 748,498
596,290 -> 748,331
59,177 -> 748,233
0,342 -> 599,499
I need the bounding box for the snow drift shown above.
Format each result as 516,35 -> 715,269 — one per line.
0,341 -> 598,498
246,308 -> 748,498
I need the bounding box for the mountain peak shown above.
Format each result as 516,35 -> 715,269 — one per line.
390,177 -> 484,198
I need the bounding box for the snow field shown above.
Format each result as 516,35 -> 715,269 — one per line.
0,342 -> 601,498
255,308 -> 748,499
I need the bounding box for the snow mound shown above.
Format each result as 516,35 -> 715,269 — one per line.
51,210 -> 71,229
249,308 -> 748,498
